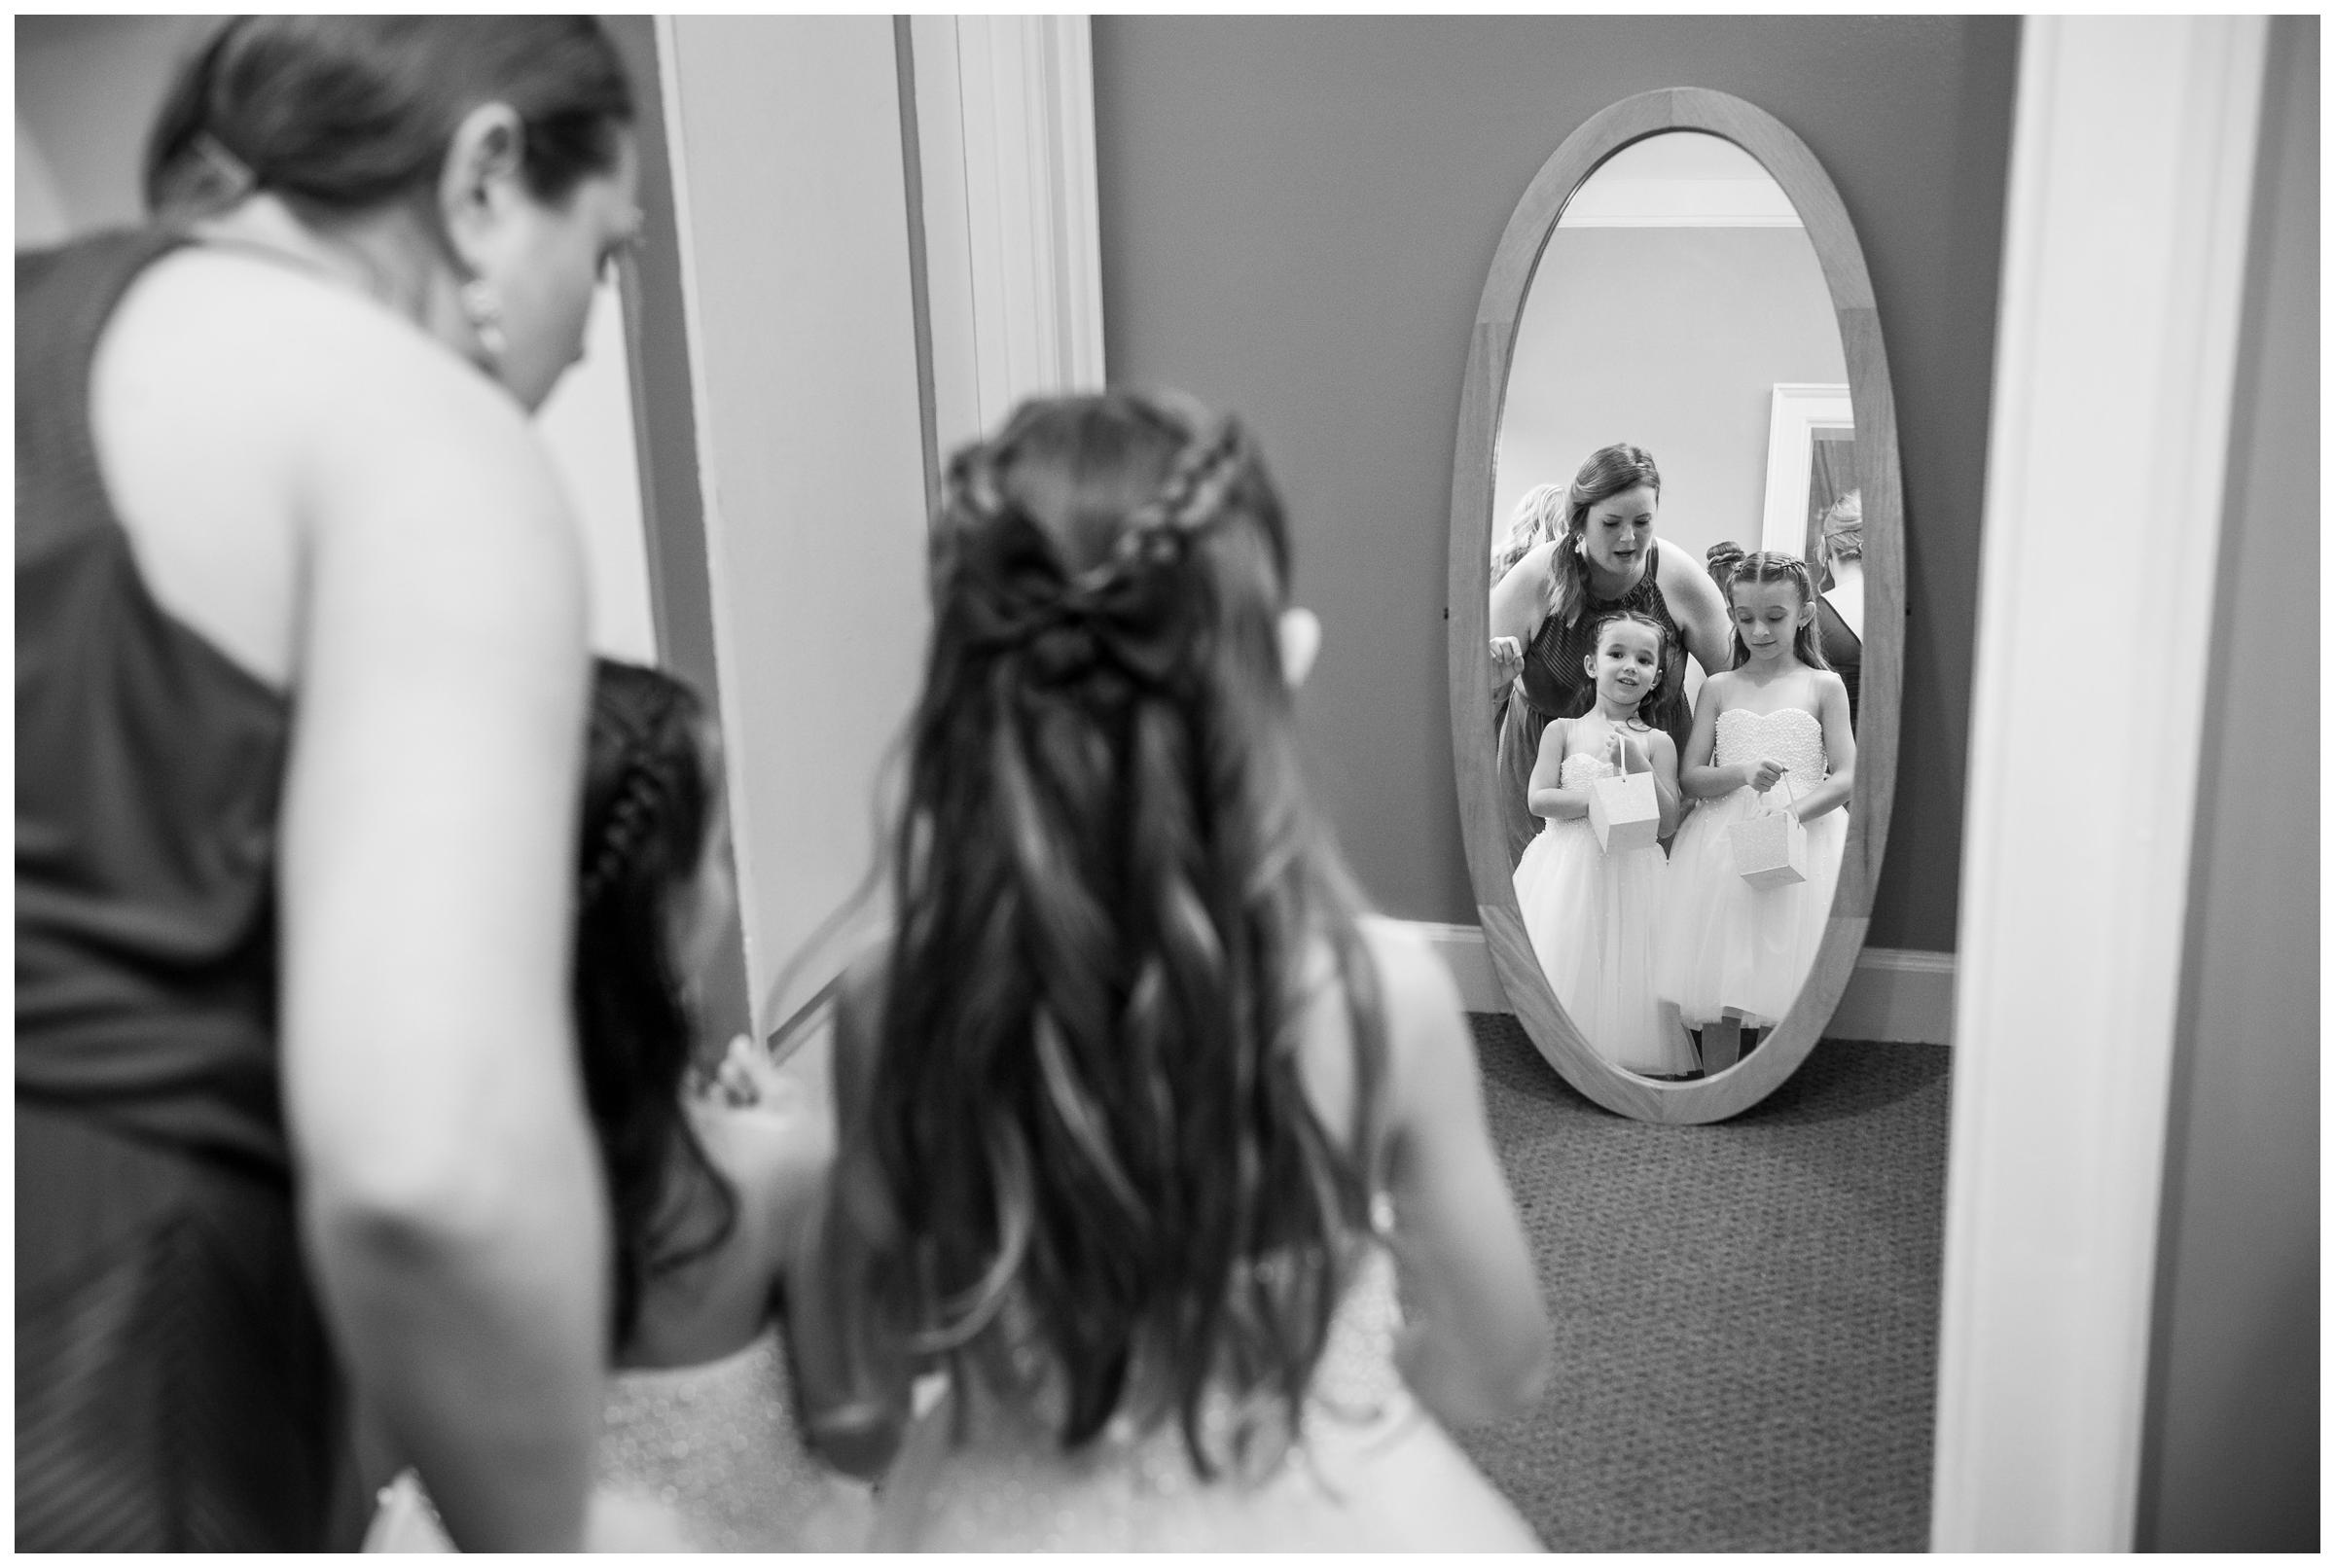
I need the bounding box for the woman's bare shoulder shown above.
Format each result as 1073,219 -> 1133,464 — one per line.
108,247 -> 525,435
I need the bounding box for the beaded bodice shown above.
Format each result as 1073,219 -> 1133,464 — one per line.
1713,706 -> 1828,792
597,1325 -> 873,1552
1558,751 -> 1622,790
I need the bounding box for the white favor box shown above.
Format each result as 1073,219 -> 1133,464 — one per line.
1730,807 -> 1808,889
1588,769 -> 1661,853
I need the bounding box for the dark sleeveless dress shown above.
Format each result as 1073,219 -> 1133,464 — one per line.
17,229 -> 345,1549
1494,541 -> 1693,868
1816,593 -> 1862,730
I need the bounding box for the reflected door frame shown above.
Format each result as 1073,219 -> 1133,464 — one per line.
1929,15 -> 2270,1550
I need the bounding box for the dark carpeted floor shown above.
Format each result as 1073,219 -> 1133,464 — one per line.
1455,1014 -> 1950,1552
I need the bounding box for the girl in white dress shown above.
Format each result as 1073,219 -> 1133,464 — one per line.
366,660 -> 873,1552
1511,610 -> 1690,1076
789,392 -> 1551,1550
1659,552 -> 1856,1063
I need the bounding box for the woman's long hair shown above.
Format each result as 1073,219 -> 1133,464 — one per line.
844,391 -> 1389,1476
1544,443 -> 1662,631
574,658 -> 737,1352
1722,552 -> 1833,674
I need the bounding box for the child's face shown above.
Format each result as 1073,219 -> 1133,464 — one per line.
1584,622 -> 1663,710
1731,579 -> 1812,663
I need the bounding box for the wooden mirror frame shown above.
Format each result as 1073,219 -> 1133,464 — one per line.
1447,88 -> 1903,1123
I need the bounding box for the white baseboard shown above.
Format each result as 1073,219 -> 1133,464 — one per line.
1403,920 -> 1956,1046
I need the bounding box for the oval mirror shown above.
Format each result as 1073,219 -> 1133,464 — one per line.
1447,89 -> 1903,1123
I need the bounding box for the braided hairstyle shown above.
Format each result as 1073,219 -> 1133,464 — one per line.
1723,552 -> 1834,673
1545,444 -> 1663,631
842,391 -> 1389,1478
575,657 -> 737,1352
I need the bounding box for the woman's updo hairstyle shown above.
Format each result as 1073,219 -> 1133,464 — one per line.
1705,539 -> 1748,596
573,657 -> 735,1353
1819,489 -> 1865,563
1546,443 -> 1662,631
144,16 -> 633,220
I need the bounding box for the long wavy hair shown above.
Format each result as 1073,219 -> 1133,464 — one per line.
574,658 -> 737,1352
1722,552 -> 1833,674
1492,481 -> 1565,585
843,391 -> 1390,1477
1544,443 -> 1663,631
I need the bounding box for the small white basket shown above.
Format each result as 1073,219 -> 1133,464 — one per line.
1588,760 -> 1662,853
1729,782 -> 1809,889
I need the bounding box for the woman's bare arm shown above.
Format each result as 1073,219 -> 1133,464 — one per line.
1658,539 -> 1735,685
1490,541 -> 1557,655
274,321 -> 606,1551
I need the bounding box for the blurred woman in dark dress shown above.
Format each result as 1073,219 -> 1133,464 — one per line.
17,18 -> 643,1550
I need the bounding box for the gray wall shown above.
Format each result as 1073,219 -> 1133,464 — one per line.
1092,16 -> 2019,945
2137,17 -> 2319,1550
1497,225 -> 1847,581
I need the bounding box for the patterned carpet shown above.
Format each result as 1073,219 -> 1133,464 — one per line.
1455,1014 -> 1950,1552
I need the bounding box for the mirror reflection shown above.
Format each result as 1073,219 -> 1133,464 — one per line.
1487,132 -> 1857,1082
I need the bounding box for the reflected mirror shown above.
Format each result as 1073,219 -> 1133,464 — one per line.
1449,91 -> 1901,1123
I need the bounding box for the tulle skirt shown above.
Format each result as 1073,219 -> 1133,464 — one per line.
1513,818 -> 1695,1076
1658,789 -> 1847,1029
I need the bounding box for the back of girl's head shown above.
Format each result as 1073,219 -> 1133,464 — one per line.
1705,539 -> 1748,596
576,657 -> 735,1352
145,16 -> 632,219
1724,551 -> 1832,673
857,389 -> 1387,1473
1820,490 -> 1864,562
1546,443 -> 1663,627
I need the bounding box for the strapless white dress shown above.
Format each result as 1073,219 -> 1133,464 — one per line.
1658,706 -> 1846,1029
867,1245 -> 1542,1551
1512,751 -> 1691,1075
363,1324 -> 874,1552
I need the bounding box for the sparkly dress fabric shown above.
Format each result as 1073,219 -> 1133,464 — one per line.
1658,707 -> 1846,1029
1511,752 -> 1691,1076
364,1324 -> 874,1552
869,1244 -> 1542,1551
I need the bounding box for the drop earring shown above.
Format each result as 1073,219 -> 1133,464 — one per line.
458,278 -> 508,363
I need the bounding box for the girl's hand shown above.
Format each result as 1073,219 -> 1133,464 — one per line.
1491,635 -> 1525,686
1742,757 -> 1787,793
708,1033 -> 791,1112
1613,731 -> 1652,776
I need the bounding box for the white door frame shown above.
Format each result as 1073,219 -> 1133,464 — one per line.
1928,16 -> 2269,1550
